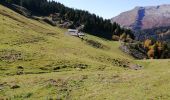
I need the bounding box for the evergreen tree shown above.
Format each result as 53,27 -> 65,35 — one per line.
1,0 -> 135,40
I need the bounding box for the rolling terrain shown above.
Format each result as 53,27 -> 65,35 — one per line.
0,4 -> 170,100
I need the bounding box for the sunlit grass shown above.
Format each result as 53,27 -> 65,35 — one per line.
0,4 -> 170,100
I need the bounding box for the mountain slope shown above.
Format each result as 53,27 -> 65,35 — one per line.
111,4 -> 170,30
0,4 -> 132,74
0,4 -> 170,100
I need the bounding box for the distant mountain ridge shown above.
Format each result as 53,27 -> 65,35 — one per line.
111,4 -> 170,30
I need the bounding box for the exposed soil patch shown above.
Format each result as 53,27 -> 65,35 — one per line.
46,79 -> 68,87
0,82 -> 9,91
40,61 -> 89,71
0,83 -> 4,90
85,39 -> 109,50
0,49 -> 24,62
112,58 -> 143,70
43,75 -> 87,99
10,84 -> 20,89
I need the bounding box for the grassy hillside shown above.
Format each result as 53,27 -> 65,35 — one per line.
0,5 -> 170,100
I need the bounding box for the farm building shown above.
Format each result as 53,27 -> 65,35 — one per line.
66,29 -> 85,37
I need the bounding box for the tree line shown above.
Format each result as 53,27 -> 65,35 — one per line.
0,0 -> 135,40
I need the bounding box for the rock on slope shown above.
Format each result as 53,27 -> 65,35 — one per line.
111,4 -> 170,30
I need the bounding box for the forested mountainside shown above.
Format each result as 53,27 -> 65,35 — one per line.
0,0 -> 134,40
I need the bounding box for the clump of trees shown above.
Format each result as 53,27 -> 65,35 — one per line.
112,30 -> 134,43
143,39 -> 169,59
119,32 -> 133,43
0,0 -> 135,40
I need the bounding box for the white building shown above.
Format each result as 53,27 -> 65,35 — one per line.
66,29 -> 85,37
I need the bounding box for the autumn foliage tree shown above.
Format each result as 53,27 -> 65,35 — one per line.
143,39 -> 169,59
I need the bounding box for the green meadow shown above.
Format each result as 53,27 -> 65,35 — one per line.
0,5 -> 170,100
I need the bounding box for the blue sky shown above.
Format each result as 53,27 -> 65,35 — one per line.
54,0 -> 170,19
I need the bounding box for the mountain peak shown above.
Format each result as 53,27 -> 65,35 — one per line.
111,4 -> 170,30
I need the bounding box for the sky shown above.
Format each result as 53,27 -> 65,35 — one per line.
54,0 -> 170,19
